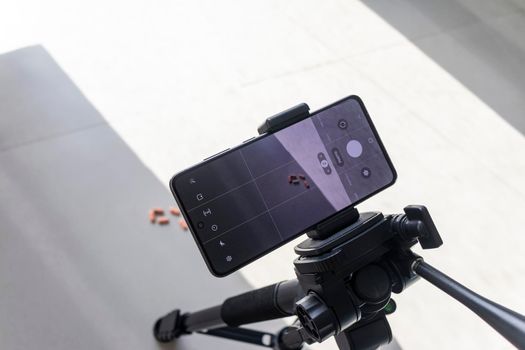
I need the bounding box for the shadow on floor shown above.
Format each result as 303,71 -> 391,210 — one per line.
0,45 -> 274,350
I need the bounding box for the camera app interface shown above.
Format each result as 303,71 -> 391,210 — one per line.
174,97 -> 395,274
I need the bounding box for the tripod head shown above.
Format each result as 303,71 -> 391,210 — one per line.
291,205 -> 442,348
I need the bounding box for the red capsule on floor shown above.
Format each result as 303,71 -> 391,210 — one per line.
157,217 -> 170,225
153,208 -> 164,215
149,210 -> 156,223
179,219 -> 188,231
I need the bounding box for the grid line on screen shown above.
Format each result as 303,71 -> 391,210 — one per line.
239,149 -> 284,240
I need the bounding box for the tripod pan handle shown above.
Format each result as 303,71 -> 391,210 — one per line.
221,280 -> 301,326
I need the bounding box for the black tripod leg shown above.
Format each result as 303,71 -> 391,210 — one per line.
153,280 -> 302,344
200,327 -> 276,347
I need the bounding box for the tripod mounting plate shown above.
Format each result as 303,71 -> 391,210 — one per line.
295,212 -> 383,257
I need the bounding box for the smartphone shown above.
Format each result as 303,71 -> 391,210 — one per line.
170,95 -> 396,276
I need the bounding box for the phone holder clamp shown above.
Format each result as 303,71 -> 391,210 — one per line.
257,103 -> 310,135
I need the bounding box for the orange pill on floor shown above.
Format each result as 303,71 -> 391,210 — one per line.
179,219 -> 188,230
170,207 -> 181,216
157,217 -> 170,225
149,210 -> 156,223
153,208 -> 164,215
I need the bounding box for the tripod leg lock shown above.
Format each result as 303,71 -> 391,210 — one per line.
153,309 -> 190,342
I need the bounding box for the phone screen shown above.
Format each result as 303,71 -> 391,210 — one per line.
171,96 -> 396,276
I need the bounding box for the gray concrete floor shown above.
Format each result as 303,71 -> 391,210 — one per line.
1,1 -> 524,349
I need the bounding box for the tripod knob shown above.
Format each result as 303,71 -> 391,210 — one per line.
392,205 -> 443,249
404,205 -> 443,249
296,293 -> 338,343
